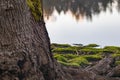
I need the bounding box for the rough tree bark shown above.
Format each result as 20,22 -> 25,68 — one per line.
0,0 -> 56,80
0,0 -> 74,80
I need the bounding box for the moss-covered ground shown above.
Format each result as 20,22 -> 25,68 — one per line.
52,43 -> 120,67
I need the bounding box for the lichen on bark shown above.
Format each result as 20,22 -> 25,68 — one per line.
26,0 -> 42,21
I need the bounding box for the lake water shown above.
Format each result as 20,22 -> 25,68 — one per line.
43,0 -> 120,47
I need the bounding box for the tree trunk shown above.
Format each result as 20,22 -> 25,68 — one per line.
0,0 -> 55,80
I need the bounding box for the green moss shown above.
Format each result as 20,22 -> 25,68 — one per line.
115,61 -> 120,65
52,44 -> 120,67
26,0 -> 42,21
54,54 -> 68,62
52,47 -> 76,54
83,54 -> 102,61
54,54 -> 89,67
112,53 -> 120,58
103,46 -> 120,53
68,57 -> 89,66
81,47 -> 103,54
62,54 -> 78,60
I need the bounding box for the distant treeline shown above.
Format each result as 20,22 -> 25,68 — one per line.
43,0 -> 120,20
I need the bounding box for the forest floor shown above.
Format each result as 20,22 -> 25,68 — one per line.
51,43 -> 120,79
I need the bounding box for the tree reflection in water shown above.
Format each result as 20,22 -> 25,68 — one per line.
43,0 -> 120,21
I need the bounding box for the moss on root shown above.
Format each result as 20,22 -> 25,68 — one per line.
26,0 -> 42,21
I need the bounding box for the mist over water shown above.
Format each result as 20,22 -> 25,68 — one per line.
43,0 -> 120,47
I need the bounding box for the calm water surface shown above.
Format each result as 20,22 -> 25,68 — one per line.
43,0 -> 120,47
